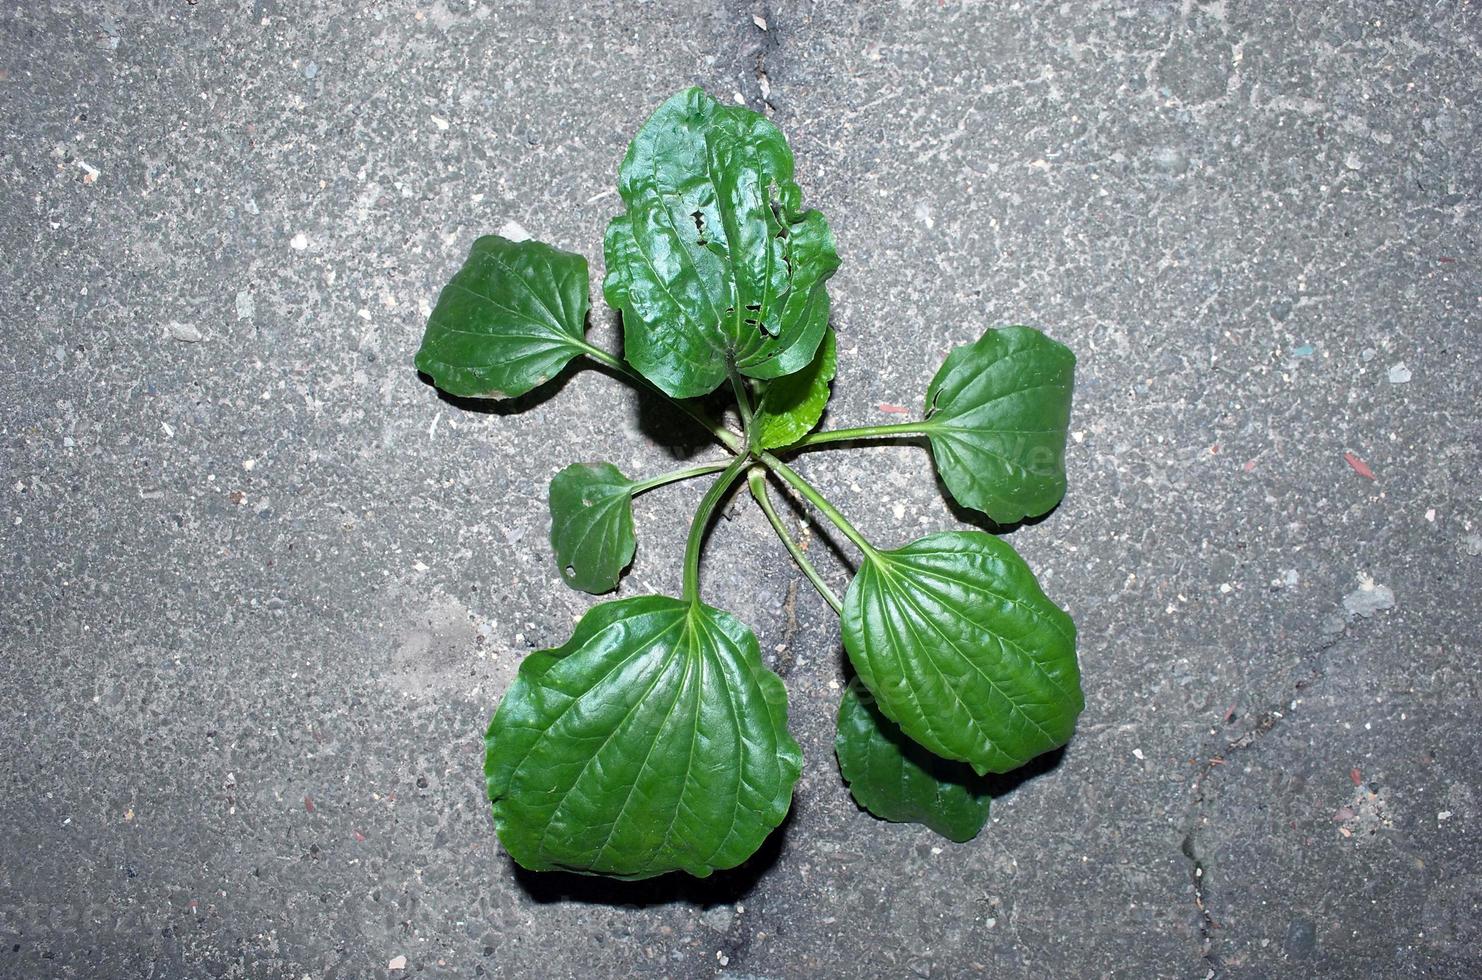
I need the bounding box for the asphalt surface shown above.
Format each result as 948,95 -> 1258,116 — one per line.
2,1 -> 1479,977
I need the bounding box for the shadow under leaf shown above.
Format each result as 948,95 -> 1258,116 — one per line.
416,346 -> 732,463
509,805 -> 793,907
417,356 -> 581,416
833,656 -> 1070,803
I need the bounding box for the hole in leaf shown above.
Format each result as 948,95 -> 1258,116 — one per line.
690,209 -> 707,246
745,303 -> 761,312
564,565 -> 576,578
924,391 -> 944,420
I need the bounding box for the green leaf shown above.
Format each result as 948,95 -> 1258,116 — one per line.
485,595 -> 803,879
415,235 -> 591,399
921,326 -> 1075,525
603,87 -> 840,399
841,530 -> 1082,776
753,329 -> 837,450
835,682 -> 991,842
548,463 -> 638,594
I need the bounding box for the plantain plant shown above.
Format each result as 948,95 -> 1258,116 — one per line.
414,88 -> 1083,880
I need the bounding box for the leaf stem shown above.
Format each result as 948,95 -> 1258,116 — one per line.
628,462 -> 732,498
788,420 -> 932,449
747,468 -> 842,615
579,342 -> 744,453
756,451 -> 880,561
728,361 -> 755,443
682,455 -> 751,605
629,461 -> 732,496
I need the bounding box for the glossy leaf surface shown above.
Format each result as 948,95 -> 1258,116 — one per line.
753,328 -> 837,450
485,596 -> 802,879
842,531 -> 1082,775
548,463 -> 637,594
603,88 -> 839,399
922,326 -> 1075,524
835,683 -> 991,842
415,235 -> 591,399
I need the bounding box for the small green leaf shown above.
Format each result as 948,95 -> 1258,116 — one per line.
485,595 -> 803,880
842,531 -> 1082,776
415,235 -> 590,399
835,682 -> 991,842
603,87 -> 839,399
548,463 -> 638,594
921,326 -> 1075,524
753,329 -> 837,450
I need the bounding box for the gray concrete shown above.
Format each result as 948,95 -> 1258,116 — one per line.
2,1 -> 1479,977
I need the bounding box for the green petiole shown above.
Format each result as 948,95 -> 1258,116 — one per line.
681,455 -> 751,604
728,362 -> 755,443
757,451 -> 880,562
788,420 -> 933,450
748,468 -> 843,614
630,461 -> 732,496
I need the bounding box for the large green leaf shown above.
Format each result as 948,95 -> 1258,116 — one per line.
485,595 -> 802,879
835,682 -> 991,842
415,235 -> 591,399
548,462 -> 638,594
603,87 -> 839,399
754,328 -> 837,450
842,531 -> 1082,776
921,326 -> 1075,525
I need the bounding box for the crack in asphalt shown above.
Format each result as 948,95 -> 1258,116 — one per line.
720,2 -> 780,115
1176,628 -> 1349,976
695,11 -> 783,975
752,2 -> 779,116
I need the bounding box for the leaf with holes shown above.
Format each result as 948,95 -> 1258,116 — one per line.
842,530 -> 1082,775
603,87 -> 839,399
835,682 -> 992,842
484,595 -> 802,879
548,462 -> 639,594
920,326 -> 1075,525
754,328 -> 837,450
415,235 -> 591,399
